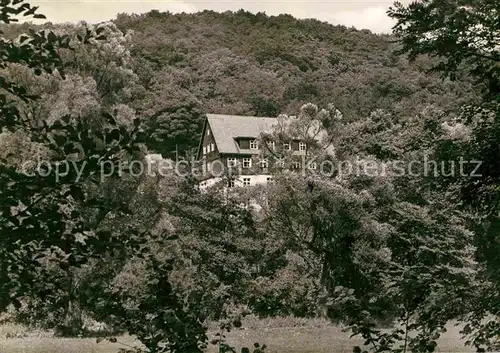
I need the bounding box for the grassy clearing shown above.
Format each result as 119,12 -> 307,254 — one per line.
0,318 -> 474,353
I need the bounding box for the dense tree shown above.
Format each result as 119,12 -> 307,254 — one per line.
110,9 -> 480,156
0,3 -> 211,351
258,104 -> 477,352
1,2 -> 497,353
389,1 -> 500,350
3,9 -> 481,158
389,0 -> 500,98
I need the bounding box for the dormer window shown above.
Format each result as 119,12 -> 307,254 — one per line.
299,142 -> 306,151
250,140 -> 259,149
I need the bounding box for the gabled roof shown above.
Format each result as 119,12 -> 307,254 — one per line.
206,114 -> 277,155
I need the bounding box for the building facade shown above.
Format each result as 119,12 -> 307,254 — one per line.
196,114 -> 311,189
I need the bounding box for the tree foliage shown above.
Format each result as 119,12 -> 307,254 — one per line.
389,0 -> 500,350
389,0 -> 500,98
0,2 -> 210,352
2,2 -> 499,353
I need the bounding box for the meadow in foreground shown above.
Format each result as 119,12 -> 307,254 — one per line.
0,318 -> 474,353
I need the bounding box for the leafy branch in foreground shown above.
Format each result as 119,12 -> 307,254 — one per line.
0,2 -> 211,352
389,0 -> 500,98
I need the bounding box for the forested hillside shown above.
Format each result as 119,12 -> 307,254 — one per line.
115,10 -> 479,117
2,2 -> 500,352
0,10 -> 481,158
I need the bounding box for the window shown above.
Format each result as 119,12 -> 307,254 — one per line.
207,129 -> 210,136
299,142 -> 307,151
203,146 -> 206,155
243,177 -> 251,186
227,179 -> 235,188
242,158 -> 252,168
210,143 -> 215,152
250,140 -> 259,149
308,162 -> 317,170
283,142 -> 291,151
227,158 -> 237,167
275,159 -> 285,168
266,141 -> 275,151
259,159 -> 268,168
267,177 -> 273,182
292,161 -> 301,169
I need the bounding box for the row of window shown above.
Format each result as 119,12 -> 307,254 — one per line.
200,177 -> 273,188
226,158 -> 317,169
203,141 -> 307,155
250,140 -> 306,151
203,143 -> 215,155
227,177 -> 273,188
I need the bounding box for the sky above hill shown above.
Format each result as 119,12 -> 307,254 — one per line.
29,0 -> 411,34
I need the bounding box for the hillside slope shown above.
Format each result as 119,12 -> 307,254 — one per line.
0,10 -> 482,157
116,10 -> 479,120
